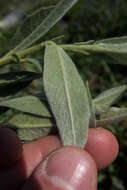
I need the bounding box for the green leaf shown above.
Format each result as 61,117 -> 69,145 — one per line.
0,71 -> 41,86
11,6 -> 54,49
7,113 -> 53,128
78,36 -> 127,65
93,85 -> 127,113
74,40 -> 95,45
0,96 -> 51,117
43,42 -> 90,148
0,71 -> 41,97
85,81 -> 96,127
21,58 -> 42,73
17,127 -> 51,141
96,107 -> 127,126
12,0 -> 78,52
94,36 -> 127,44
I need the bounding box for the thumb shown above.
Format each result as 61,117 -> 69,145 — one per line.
22,147 -> 97,190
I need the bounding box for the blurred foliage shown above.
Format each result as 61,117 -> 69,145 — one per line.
0,0 -> 127,189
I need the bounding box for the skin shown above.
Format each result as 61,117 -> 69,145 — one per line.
0,127 -> 119,190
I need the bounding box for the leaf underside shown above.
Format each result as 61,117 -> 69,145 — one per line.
93,85 -> 127,113
8,113 -> 53,128
0,96 -> 51,117
96,107 -> 127,126
43,42 -> 90,148
12,0 -> 78,52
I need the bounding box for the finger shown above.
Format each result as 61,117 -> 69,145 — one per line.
85,127 -> 119,170
21,146 -> 97,190
21,135 -> 62,177
0,135 -> 61,190
0,127 -> 22,166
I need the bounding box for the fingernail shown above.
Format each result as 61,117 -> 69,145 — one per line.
38,147 -> 97,190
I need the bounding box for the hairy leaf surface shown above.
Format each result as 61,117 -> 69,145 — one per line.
43,42 -> 90,148
12,0 -> 78,52
96,107 -> 127,126
8,113 -> 53,128
82,36 -> 127,64
0,96 -> 51,117
17,127 -> 51,141
0,71 -> 41,97
93,85 -> 127,113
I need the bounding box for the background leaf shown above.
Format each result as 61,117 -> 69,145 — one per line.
93,85 -> 127,113
0,71 -> 41,97
86,81 -> 96,127
0,96 -> 51,117
77,36 -> 127,65
11,6 -> 54,49
43,42 -> 90,148
17,127 -> 52,141
7,113 -> 53,128
12,0 -> 78,52
96,107 -> 127,126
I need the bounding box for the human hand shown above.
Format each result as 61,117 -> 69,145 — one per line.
0,127 -> 119,190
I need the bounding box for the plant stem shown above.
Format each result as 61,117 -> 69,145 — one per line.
0,43 -> 91,67
0,43 -> 44,67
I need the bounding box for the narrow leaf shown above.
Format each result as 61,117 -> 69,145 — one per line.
21,58 -> 42,73
94,36 -> 127,44
86,81 -> 96,127
43,42 -> 90,148
0,71 -> 41,97
0,96 -> 51,117
78,36 -> 127,65
0,71 -> 41,86
7,113 -> 53,128
13,0 -> 78,52
11,6 -> 54,49
17,127 -> 51,141
96,107 -> 127,126
93,85 -> 127,113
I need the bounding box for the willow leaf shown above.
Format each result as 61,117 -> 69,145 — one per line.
0,71 -> 41,86
7,113 -> 53,128
0,71 -> 41,97
21,58 -> 42,73
78,36 -> 127,65
96,107 -> 127,126
86,81 -> 96,127
93,85 -> 127,113
17,127 -> 51,141
11,6 -> 54,49
94,36 -> 127,44
43,42 -> 90,148
0,96 -> 51,117
13,0 -> 78,52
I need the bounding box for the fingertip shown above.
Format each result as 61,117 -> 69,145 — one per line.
21,135 -> 62,177
85,127 -> 119,170
22,146 -> 97,190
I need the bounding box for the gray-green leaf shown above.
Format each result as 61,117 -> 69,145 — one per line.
43,42 -> 90,148
0,71 -> 41,86
17,127 -> 51,141
11,6 -> 54,50
93,85 -> 127,113
0,96 -> 51,117
8,113 -> 53,128
12,0 -> 78,52
0,71 -> 41,97
96,107 -> 127,126
86,81 -> 96,127
78,36 -> 127,65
